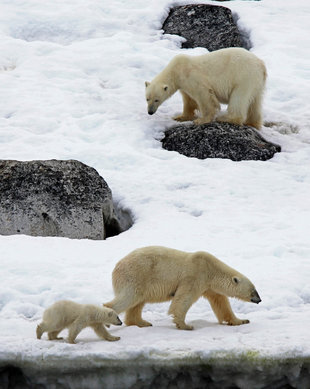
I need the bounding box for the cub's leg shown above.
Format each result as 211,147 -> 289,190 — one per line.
124,302 -> 152,327
48,330 -> 63,340
173,91 -> 198,122
36,322 -> 46,339
67,318 -> 86,344
168,282 -> 200,330
37,322 -> 63,340
203,290 -> 249,325
91,323 -> 120,341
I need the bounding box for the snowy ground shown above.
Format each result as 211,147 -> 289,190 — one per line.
0,0 -> 309,367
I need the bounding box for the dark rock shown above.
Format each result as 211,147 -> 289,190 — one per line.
1,356 -> 310,389
161,122 -> 281,161
162,4 -> 248,51
0,159 -> 132,240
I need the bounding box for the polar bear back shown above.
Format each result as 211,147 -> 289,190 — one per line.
174,48 -> 266,103
42,300 -> 113,328
112,246 -> 233,297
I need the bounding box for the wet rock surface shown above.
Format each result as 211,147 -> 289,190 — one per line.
161,122 -> 281,161
0,159 -> 132,240
162,4 -> 247,51
1,356 -> 309,389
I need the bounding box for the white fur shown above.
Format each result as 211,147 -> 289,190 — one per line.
36,300 -> 122,343
105,246 -> 261,330
145,48 -> 266,129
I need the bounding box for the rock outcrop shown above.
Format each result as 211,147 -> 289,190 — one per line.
162,4 -> 248,51
0,159 -> 132,240
161,122 -> 281,161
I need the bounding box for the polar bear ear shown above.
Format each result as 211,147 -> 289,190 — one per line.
108,311 -> 113,317
232,276 -> 240,284
163,85 -> 168,91
145,81 -> 150,88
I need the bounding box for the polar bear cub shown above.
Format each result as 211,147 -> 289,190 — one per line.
105,246 -> 261,330
145,47 -> 266,129
36,300 -> 122,344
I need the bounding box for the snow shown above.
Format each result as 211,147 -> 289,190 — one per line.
0,0 -> 310,368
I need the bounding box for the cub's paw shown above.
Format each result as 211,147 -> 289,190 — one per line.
227,319 -> 250,326
107,336 -> 120,342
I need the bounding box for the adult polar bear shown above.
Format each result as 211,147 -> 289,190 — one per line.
145,48 -> 266,129
105,246 -> 261,330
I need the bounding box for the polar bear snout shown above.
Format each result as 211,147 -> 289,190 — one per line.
148,109 -> 155,115
115,316 -> 122,326
251,290 -> 262,304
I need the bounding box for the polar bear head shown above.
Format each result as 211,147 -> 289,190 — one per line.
145,81 -> 170,115
228,275 -> 261,304
103,307 -> 123,326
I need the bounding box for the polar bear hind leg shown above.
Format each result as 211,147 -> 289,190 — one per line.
124,302 -> 152,327
37,322 -> 63,340
67,318 -> 86,344
245,94 -> 263,129
36,323 -> 45,339
48,330 -> 63,340
217,85 -> 254,126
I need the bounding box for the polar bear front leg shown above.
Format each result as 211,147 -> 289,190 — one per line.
173,91 -> 198,122
168,282 -> 200,330
91,323 -> 120,341
203,291 -> 249,326
194,87 -> 220,125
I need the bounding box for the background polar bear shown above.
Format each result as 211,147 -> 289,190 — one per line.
105,246 -> 261,330
145,47 -> 267,129
36,300 -> 122,344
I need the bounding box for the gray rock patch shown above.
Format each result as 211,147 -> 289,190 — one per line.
162,4 -> 248,51
161,122 -> 281,161
0,159 -> 132,240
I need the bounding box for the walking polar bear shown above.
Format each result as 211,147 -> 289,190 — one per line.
105,246 -> 261,330
145,47 -> 266,129
36,300 -> 122,344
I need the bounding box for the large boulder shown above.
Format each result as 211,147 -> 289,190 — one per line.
161,122 -> 281,161
0,159 -> 132,240
162,4 -> 247,51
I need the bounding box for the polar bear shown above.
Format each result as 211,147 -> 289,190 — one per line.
145,47 -> 266,129
36,300 -> 122,344
105,246 -> 261,330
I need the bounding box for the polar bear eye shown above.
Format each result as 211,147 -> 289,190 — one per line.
154,99 -> 159,103
233,276 -> 239,284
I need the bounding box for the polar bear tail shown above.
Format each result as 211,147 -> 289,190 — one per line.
104,290 -> 138,315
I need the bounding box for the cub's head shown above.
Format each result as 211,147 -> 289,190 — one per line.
105,308 -> 122,326
229,275 -> 261,304
145,81 -> 170,115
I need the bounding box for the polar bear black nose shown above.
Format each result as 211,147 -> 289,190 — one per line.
251,290 -> 261,304
148,110 -> 155,115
